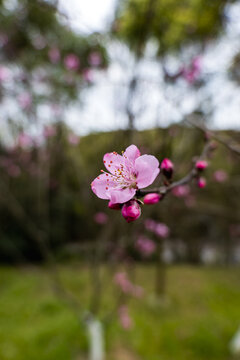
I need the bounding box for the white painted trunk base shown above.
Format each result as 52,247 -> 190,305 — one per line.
87,318 -> 105,360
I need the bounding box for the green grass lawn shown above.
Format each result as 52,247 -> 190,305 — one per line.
0,265 -> 240,360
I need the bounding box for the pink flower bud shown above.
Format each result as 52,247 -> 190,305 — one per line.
143,193 -> 162,205
197,177 -> 206,188
195,160 -> 208,171
121,200 -> 141,223
161,158 -> 174,179
108,201 -> 121,210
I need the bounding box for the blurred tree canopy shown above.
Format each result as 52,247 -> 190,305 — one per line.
0,0 -> 107,106
113,0 -> 235,55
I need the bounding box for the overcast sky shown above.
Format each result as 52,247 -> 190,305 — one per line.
57,0 -> 240,135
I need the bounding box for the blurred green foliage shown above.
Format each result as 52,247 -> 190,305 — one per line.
113,0 -> 234,55
0,0 -> 107,104
0,265 -> 239,359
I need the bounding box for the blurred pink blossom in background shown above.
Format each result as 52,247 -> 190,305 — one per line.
51,104 -> 62,116
82,68 -> 94,82
145,219 -> 170,238
88,52 -> 102,66
0,66 -> 10,82
18,133 -> 33,148
155,223 -> 170,238
213,169 -> 228,183
32,35 -> 46,50
118,305 -> 133,330
64,54 -> 80,71
48,47 -> 60,64
94,212 -> 109,225
182,56 -> 202,84
43,125 -> 56,138
7,164 -> 21,177
114,271 -> 143,298
172,185 -> 190,197
68,133 -> 80,146
18,93 -> 32,110
0,33 -> 8,47
135,236 -> 156,257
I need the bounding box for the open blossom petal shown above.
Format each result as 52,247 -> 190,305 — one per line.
103,152 -> 123,174
91,174 -> 114,200
135,155 -> 160,188
108,188 -> 136,204
123,145 -> 141,162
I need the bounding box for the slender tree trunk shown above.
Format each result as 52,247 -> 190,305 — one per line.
87,318 -> 105,360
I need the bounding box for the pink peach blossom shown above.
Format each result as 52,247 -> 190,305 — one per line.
82,68 -> 94,82
154,223 -> 169,238
43,125 -> 56,138
136,236 -> 156,257
88,52 -> 102,66
182,56 -> 202,84
91,145 -> 160,204
18,133 -> 33,148
114,272 -> 133,293
64,54 -> 80,71
48,47 -> 60,64
114,272 -> 143,297
18,93 -> 32,110
172,185 -> 190,198
213,170 -> 228,183
68,133 -> 79,145
118,305 -> 132,330
0,66 -> 10,82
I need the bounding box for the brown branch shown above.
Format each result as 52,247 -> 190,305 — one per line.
136,141 -> 212,197
186,119 -> 240,156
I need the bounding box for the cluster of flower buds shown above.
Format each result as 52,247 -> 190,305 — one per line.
91,144 -> 212,223
195,160 -> 208,189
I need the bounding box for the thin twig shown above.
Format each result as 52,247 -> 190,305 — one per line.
186,119 -> 240,156
137,141 -> 211,197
